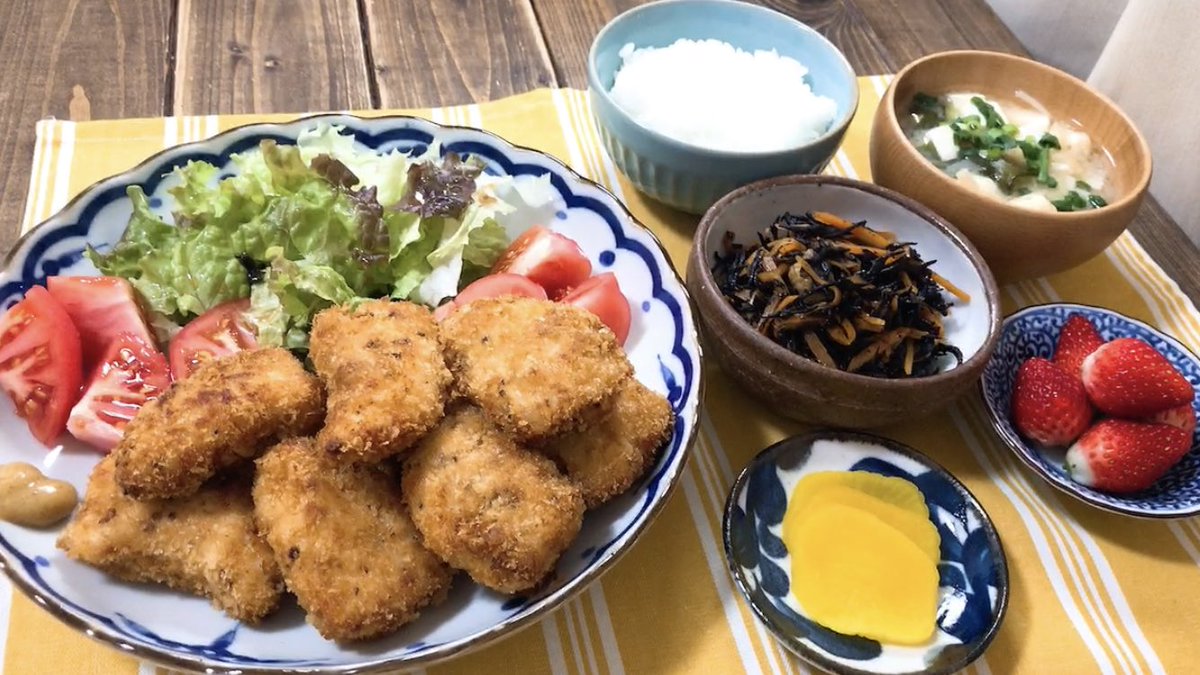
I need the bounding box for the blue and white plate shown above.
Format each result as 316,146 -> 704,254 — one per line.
0,115 -> 703,672
724,431 -> 1008,675
981,302 -> 1200,518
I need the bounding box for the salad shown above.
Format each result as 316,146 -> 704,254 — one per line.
88,125 -> 561,351
0,126 -> 633,453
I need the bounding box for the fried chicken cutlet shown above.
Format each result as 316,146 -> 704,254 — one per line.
402,406 -> 585,594
253,438 -> 453,641
310,300 -> 452,463
544,378 -> 675,509
440,297 -> 631,445
58,456 -> 283,623
113,348 -> 323,500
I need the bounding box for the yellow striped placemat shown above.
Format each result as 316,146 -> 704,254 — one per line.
7,79 -> 1200,675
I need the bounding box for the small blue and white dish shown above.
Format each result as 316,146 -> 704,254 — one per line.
980,302 -> 1200,518
724,430 -> 1008,675
0,115 -> 703,672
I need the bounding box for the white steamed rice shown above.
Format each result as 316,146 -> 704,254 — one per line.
608,39 -> 838,153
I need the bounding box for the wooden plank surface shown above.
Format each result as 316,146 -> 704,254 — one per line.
363,0 -> 555,108
530,0 -> 896,89
0,0 -> 171,259
174,0 -> 373,115
1128,200 -> 1200,301
772,0 -> 892,76
525,0 -> 631,88
853,0 -> 1026,63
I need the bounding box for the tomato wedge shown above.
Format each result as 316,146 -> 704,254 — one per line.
432,301 -> 457,323
67,333 -> 171,452
0,286 -> 83,446
434,273 -> 549,322
169,299 -> 258,380
491,226 -> 592,299
47,276 -> 156,372
559,273 -> 632,345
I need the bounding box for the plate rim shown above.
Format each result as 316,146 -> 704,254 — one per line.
980,300 -> 1200,519
0,111 -> 705,673
721,429 -> 1011,675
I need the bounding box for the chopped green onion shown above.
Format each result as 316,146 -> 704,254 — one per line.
907,92 -> 1106,210
970,96 -> 1006,129
1052,191 -> 1089,212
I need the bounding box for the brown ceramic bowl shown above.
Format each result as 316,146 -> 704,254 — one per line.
870,50 -> 1152,283
686,174 -> 1001,428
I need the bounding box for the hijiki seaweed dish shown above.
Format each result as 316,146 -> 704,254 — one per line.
711,211 -> 969,378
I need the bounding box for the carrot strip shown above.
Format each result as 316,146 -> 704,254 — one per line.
931,272 -> 972,303
812,211 -> 893,248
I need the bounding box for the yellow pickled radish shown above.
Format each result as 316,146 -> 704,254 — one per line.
789,484 -> 941,564
789,471 -> 931,521
787,502 -> 939,644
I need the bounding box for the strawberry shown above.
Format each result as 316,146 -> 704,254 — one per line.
1080,338 -> 1194,417
1065,419 -> 1193,493
1011,358 -> 1094,447
1147,403 -> 1197,437
1054,314 -> 1105,382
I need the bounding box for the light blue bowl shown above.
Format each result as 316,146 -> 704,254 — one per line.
587,0 -> 859,214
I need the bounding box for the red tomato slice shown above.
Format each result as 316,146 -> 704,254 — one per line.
559,273 -> 632,345
0,286 -> 83,446
434,273 -> 548,322
432,301 -> 458,323
491,226 -> 592,299
47,276 -> 156,372
169,299 -> 258,380
67,332 -> 171,452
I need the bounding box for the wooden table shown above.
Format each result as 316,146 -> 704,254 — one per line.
3,0 -> 1195,301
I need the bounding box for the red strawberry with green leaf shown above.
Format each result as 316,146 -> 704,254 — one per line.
1065,419 -> 1192,493
1011,357 -> 1093,447
1054,314 -> 1105,382
1147,403 -> 1197,437
1080,338 -> 1194,417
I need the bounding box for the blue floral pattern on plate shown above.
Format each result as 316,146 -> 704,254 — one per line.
724,431 -> 1008,675
980,302 -> 1200,518
0,115 -> 703,673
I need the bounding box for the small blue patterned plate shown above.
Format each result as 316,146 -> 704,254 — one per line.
980,302 -> 1200,518
723,431 -> 1008,675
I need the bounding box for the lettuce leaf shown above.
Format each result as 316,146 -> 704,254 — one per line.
246,253 -> 360,350
88,185 -> 250,318
87,124 -> 560,351
413,182 -> 511,305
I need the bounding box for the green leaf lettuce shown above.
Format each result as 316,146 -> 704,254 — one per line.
85,124 -> 559,350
